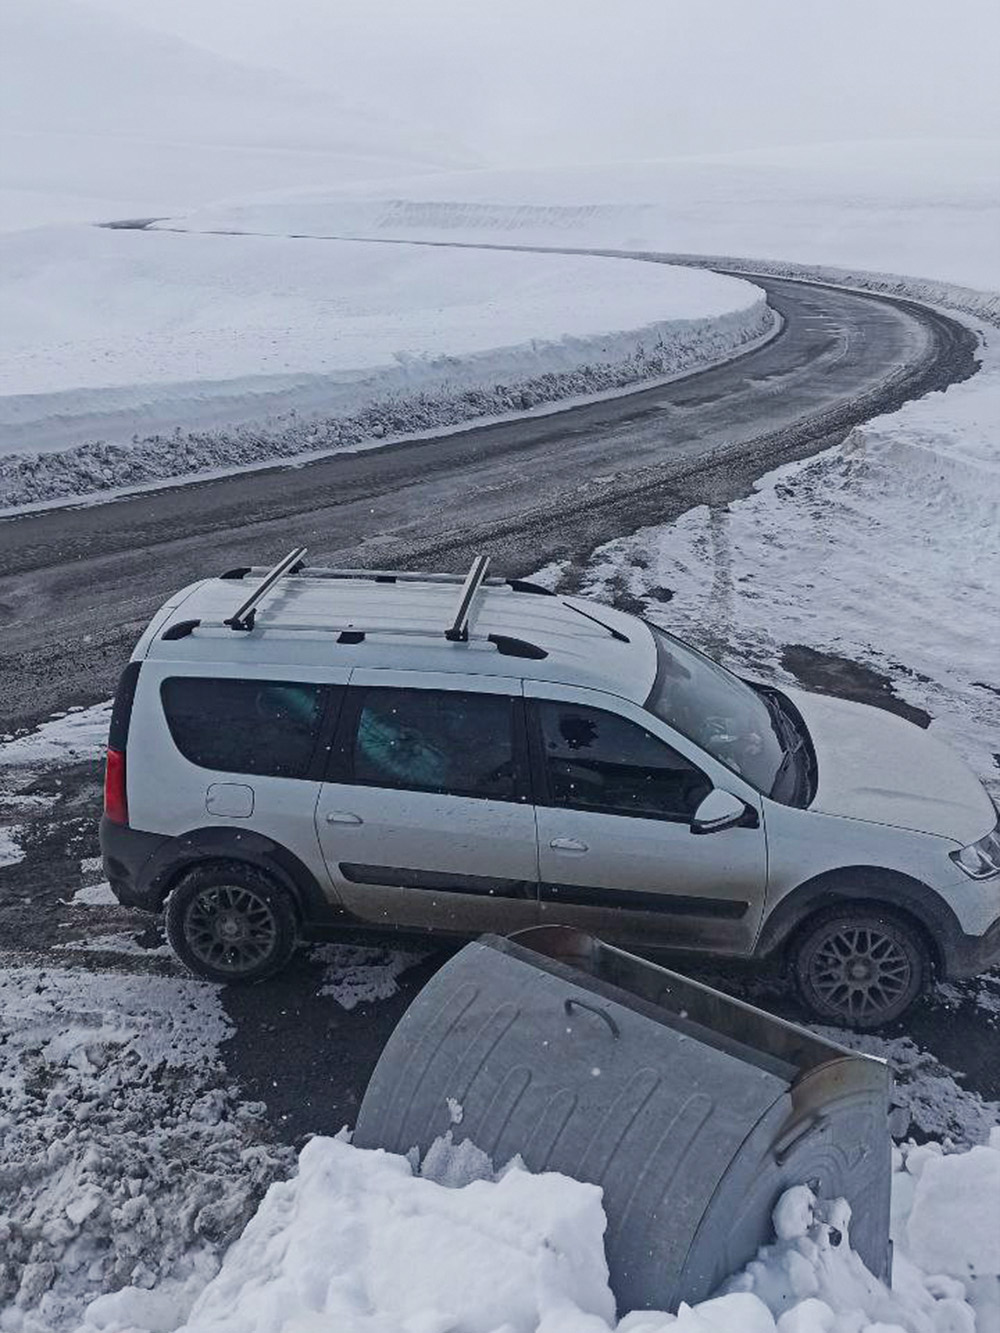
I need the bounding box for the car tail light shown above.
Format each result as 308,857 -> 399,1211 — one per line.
104,747 -> 128,825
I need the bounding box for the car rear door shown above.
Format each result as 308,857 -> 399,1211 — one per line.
315,670 -> 539,935
136,664 -> 350,878
526,682 -> 767,954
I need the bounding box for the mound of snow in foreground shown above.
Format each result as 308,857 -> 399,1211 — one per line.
77,1132 -> 1000,1333
0,230 -> 771,509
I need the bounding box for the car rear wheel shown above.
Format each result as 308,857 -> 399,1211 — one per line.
791,905 -> 929,1028
166,862 -> 298,983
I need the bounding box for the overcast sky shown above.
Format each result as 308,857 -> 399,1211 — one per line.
92,0 -> 1000,165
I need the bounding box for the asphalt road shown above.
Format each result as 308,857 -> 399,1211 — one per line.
0,268 -> 978,734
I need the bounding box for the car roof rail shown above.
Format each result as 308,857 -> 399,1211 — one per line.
161,616 -> 548,659
279,565 -> 507,587
223,546 -> 307,631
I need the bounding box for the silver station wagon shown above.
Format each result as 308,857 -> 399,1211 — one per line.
100,549 -> 1000,1027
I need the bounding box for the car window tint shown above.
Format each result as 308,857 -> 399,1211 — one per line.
537,701 -> 711,819
161,677 -> 331,778
352,689 -> 516,801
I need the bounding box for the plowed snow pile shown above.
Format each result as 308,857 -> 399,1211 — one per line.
0,967 -> 292,1333
74,1132 -> 1000,1333
0,230 -> 770,508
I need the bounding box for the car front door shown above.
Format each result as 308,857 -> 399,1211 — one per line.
315,671 -> 539,935
526,683 -> 767,954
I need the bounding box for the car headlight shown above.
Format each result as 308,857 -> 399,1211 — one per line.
951,823 -> 1000,879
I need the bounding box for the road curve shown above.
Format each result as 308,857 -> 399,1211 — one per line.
0,267 -> 979,732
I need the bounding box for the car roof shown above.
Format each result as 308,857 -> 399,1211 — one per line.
139,573 -> 659,704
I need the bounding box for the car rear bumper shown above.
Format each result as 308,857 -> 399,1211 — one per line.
99,816 -> 171,911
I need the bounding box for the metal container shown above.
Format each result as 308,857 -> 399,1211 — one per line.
354,927 -> 891,1314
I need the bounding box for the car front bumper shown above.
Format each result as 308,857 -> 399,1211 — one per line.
939,909 -> 1000,980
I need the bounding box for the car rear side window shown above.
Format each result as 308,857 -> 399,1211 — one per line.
350,688 -> 517,801
161,677 -> 334,779
535,701 -> 711,820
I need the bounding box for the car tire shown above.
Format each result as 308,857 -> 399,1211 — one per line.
791,904 -> 930,1029
166,862 -> 298,984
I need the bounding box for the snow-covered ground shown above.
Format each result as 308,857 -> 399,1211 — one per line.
162,139 -> 1000,292
0,964 -> 293,1331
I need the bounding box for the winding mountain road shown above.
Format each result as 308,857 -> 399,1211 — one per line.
0,262 -> 978,733
0,252 -> 993,1156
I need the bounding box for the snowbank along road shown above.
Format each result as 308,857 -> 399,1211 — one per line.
0,266 -> 977,733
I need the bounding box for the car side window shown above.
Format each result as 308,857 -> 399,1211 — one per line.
536,700 -> 711,820
161,677 -> 333,778
350,688 -> 517,801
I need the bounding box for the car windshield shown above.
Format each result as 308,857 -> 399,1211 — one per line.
644,623 -> 788,796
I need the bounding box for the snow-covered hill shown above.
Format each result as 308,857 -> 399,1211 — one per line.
0,0 -> 467,231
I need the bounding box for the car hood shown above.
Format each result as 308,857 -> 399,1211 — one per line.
780,685 -> 995,844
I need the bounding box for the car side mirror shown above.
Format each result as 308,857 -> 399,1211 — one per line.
690,789 -> 754,835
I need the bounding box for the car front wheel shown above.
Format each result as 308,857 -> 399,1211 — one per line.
166,862 -> 298,983
791,905 -> 929,1028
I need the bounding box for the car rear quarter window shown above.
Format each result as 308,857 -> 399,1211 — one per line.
161,677 -> 335,779
350,688 -> 517,801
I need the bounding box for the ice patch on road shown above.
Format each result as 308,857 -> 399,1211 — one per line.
0,701 -> 111,768
55,929 -> 173,959
0,823 -> 24,867
313,941 -> 428,1010
69,880 -> 119,907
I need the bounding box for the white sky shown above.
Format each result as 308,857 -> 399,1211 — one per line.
90,0 -> 1000,165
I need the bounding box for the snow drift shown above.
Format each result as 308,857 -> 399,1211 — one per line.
0,233 -> 772,510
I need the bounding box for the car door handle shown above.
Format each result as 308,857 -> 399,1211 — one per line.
326,811 -> 363,825
549,836 -> 588,853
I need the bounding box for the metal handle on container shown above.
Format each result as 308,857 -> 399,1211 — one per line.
773,1113 -> 826,1166
564,997 -> 620,1038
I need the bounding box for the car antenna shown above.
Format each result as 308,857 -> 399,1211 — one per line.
562,600 -> 630,643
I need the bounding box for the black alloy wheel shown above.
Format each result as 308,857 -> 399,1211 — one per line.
166,862 -> 298,983
792,906 -> 929,1028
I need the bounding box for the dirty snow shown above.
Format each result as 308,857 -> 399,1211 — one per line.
71,1132 -> 1000,1333
0,966 -> 293,1332
314,941 -> 428,1011
69,881 -> 119,908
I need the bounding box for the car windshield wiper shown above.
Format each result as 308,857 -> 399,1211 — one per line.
753,687 -> 809,802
